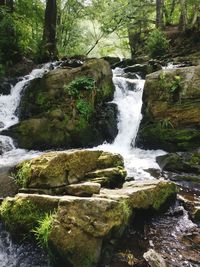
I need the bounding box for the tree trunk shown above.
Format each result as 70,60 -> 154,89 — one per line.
156,0 -> 164,28
179,0 -> 187,31
43,0 -> 57,61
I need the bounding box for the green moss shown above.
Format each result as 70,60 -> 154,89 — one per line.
152,183 -> 177,210
0,199 -> 44,234
36,92 -> 46,105
139,123 -> 200,152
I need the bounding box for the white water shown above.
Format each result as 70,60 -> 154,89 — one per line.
0,64 -> 165,176
95,68 -> 166,179
0,63 -> 57,168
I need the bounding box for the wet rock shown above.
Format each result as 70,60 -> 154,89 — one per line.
144,168 -> 162,179
143,249 -> 167,267
0,180 -> 176,267
0,77 -> 20,95
6,59 -> 115,150
124,64 -> 148,79
177,194 -> 200,221
156,152 -> 200,174
102,56 -> 121,67
0,167 -> 18,198
13,150 -> 126,190
65,182 -> 101,197
137,65 -> 200,152
193,206 -> 200,221
86,167 -> 127,189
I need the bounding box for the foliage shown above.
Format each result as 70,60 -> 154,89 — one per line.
0,199 -> 43,234
14,162 -> 31,188
64,76 -> 95,96
32,213 -> 55,248
146,29 -> 169,58
0,7 -> 21,65
76,99 -> 93,120
170,75 -> 181,93
159,118 -> 174,129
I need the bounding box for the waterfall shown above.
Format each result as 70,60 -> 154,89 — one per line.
95,68 -> 166,179
0,63 -> 58,168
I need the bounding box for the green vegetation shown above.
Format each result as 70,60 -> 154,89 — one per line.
64,76 -> 95,97
76,99 -> 93,120
32,213 -> 55,248
0,0 -> 199,71
146,29 -> 169,58
170,75 -> 181,93
0,199 -> 43,234
14,162 -> 31,188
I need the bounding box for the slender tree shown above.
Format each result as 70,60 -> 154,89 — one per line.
42,0 -> 57,61
179,0 -> 187,31
156,0 -> 165,28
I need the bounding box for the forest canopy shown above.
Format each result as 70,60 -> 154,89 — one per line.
0,0 -> 199,70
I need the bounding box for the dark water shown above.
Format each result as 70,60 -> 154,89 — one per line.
0,222 -> 52,267
110,197 -> 200,267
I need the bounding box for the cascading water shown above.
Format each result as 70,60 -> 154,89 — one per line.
96,68 -> 166,179
0,63 -> 58,168
0,63 -> 60,267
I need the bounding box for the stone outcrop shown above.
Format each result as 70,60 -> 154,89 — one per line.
137,65 -> 200,152
4,59 -> 117,150
0,180 -> 176,267
14,150 -> 126,193
156,152 -> 200,185
143,249 -> 167,267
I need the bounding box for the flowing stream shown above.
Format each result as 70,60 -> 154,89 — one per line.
0,64 -> 199,266
0,63 -> 58,168
95,68 -> 166,179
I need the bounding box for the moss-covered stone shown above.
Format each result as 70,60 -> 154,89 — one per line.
13,150 -> 125,191
137,123 -> 200,152
138,65 -> 200,152
0,194 -> 59,235
156,152 -> 200,174
0,180 -> 176,267
4,59 -> 117,150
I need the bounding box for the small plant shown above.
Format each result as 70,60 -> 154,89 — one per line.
76,99 -> 93,120
170,75 -> 181,93
146,29 -> 169,58
33,212 -> 55,248
64,76 -> 95,97
159,118 -> 174,129
14,162 -> 31,188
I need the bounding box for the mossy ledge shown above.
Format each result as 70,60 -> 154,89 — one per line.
0,179 -> 176,267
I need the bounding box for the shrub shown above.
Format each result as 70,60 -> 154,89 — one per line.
146,29 -> 169,58
64,76 -> 95,97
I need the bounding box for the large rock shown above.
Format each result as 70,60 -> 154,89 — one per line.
0,180 -> 176,267
4,59 -> 117,150
143,249 -> 167,267
137,65 -> 200,152
156,152 -> 200,174
13,150 -> 126,191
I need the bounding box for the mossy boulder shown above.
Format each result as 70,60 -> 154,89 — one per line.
137,65 -> 200,152
4,59 -> 117,150
13,150 -> 126,191
156,152 -> 200,174
0,180 -> 176,267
